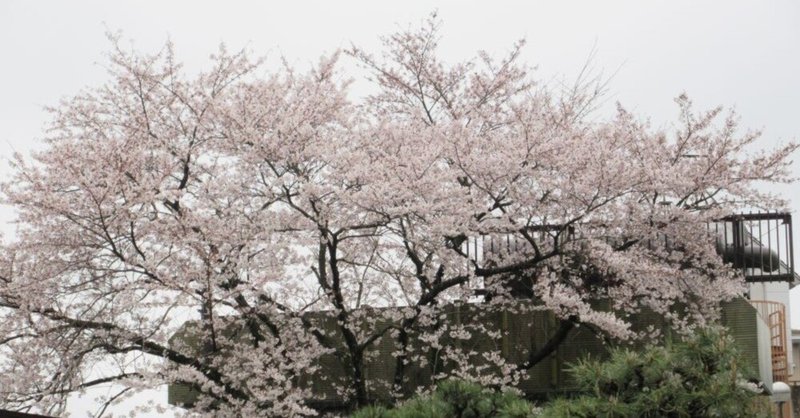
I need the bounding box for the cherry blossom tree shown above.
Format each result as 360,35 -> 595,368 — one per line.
0,17 -> 796,416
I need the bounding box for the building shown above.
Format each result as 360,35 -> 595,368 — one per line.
167,211 -> 797,413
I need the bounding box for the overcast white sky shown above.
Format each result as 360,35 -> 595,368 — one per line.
1,1 -> 799,416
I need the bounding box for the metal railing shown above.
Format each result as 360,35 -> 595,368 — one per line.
713,213 -> 794,282
463,212 -> 795,284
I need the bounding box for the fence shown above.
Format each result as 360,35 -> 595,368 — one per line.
463,212 -> 795,284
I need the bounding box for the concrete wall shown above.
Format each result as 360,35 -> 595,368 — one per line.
167,299 -> 762,409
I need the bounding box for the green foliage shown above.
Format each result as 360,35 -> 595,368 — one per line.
351,380 -> 540,418
353,328 -> 768,418
539,327 -> 769,418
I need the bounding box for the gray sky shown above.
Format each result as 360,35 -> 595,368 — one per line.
1,1 -> 799,416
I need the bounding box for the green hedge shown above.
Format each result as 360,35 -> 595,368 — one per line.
352,380 -> 539,418
353,327 -> 768,418
539,327 -> 769,418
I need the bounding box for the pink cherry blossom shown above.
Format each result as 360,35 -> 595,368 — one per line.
0,15 -> 796,416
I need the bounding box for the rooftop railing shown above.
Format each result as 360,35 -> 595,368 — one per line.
463,212 -> 795,284
714,212 -> 794,283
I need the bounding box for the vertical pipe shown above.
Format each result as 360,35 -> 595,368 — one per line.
757,219 -> 763,276
724,220 -> 729,264
733,218 -> 747,277
747,218 -> 753,274
767,220 -> 778,271
775,218 -> 780,279
724,220 -> 729,256
787,215 -> 794,280
733,219 -> 742,277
